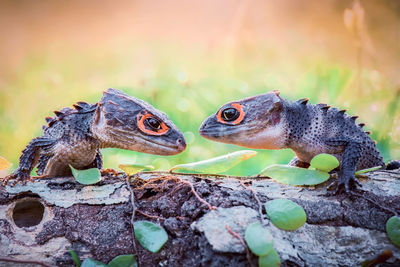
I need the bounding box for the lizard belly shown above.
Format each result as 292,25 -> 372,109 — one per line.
43,141 -> 99,176
292,141 -> 344,163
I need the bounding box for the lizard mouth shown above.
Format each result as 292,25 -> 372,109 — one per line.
133,135 -> 186,155
199,124 -> 260,137
105,128 -> 185,155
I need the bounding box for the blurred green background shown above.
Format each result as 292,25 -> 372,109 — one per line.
0,0 -> 399,176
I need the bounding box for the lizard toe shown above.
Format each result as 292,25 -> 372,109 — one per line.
327,172 -> 362,195
327,180 -> 343,195
2,174 -> 14,186
344,181 -> 351,194
352,177 -> 363,188
5,171 -> 32,187
339,173 -> 362,194
327,180 -> 337,192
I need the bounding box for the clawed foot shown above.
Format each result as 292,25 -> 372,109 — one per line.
2,170 -> 33,187
327,172 -> 362,195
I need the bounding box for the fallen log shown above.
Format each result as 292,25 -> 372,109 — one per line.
0,169 -> 399,266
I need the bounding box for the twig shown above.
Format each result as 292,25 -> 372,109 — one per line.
136,210 -> 165,221
142,171 -> 227,178
350,191 -> 399,216
178,178 -> 217,210
125,177 -> 139,262
166,183 -> 186,197
364,250 -> 393,267
0,257 -> 52,267
142,170 -> 261,180
239,181 -> 268,226
134,175 -> 179,191
225,225 -> 254,267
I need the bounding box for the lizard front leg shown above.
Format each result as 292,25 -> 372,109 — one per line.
87,150 -> 118,176
87,149 -> 103,169
83,150 -> 118,176
326,140 -> 363,193
3,137 -> 56,186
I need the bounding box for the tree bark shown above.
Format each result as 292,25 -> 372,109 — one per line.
0,169 -> 399,266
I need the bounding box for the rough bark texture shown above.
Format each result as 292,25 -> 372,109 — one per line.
0,169 -> 399,267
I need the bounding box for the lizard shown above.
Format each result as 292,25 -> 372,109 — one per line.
199,90 -> 398,193
3,88 -> 186,186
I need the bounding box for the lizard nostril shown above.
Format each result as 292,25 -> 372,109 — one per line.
176,138 -> 186,150
199,123 -> 207,134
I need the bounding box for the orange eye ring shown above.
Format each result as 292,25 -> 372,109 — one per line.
137,113 -> 169,135
216,103 -> 245,125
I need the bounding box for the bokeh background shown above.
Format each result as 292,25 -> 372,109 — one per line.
1,0 -> 399,176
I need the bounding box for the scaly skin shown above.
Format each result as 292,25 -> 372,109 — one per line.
4,89 -> 186,186
199,90 -> 386,193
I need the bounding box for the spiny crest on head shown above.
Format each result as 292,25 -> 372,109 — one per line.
54,107 -> 73,117
73,101 -> 92,110
43,102 -> 96,131
358,123 -> 366,128
54,110 -> 63,117
42,107 -> 74,130
45,117 -> 53,123
42,116 -> 57,131
339,109 -> 347,115
42,113 -> 61,131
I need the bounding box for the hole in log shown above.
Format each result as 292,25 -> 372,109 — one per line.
12,199 -> 45,228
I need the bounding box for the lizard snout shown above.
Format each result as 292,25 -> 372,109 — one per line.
176,138 -> 186,152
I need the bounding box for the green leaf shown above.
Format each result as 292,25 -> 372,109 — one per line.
259,248 -> 281,267
69,249 -> 81,267
265,199 -> 306,231
108,255 -> 137,267
134,220 -> 168,253
81,258 -> 108,267
260,164 -> 330,186
169,150 -> 257,174
244,222 -> 273,256
355,166 -> 381,175
118,164 -> 155,175
386,216 -> 400,247
70,165 -> 101,185
310,153 -> 339,172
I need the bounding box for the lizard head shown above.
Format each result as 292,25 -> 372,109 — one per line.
91,88 -> 186,155
199,90 -> 287,149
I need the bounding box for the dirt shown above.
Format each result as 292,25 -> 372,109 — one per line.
30,177 -> 255,266
1,171 -> 400,266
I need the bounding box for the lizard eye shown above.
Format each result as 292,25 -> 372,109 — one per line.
216,103 -> 245,125
221,108 -> 239,121
144,117 -> 162,130
137,113 -> 169,135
